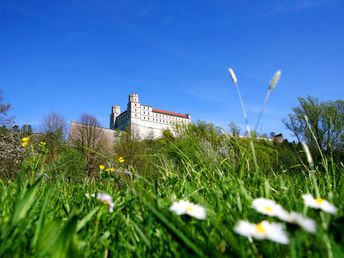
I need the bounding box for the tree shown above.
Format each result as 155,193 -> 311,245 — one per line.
21,124 -> 33,135
244,130 -> 258,138
0,90 -> 14,127
41,112 -> 67,160
228,122 -> 241,137
269,132 -> 276,139
76,113 -> 104,150
69,113 -> 106,175
184,121 -> 222,144
283,96 -> 344,152
41,112 -> 66,139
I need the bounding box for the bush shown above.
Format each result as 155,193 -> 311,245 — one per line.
0,126 -> 25,180
47,146 -> 87,182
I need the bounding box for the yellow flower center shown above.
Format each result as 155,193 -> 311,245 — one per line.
256,223 -> 266,234
315,197 -> 324,205
264,206 -> 273,212
186,206 -> 193,212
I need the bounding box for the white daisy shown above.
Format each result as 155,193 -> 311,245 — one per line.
169,200 -> 206,220
97,193 -> 114,212
234,220 -> 289,244
302,193 -> 337,214
252,198 -> 289,221
85,193 -> 95,199
287,212 -> 316,233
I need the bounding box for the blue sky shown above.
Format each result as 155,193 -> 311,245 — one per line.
1,0 -> 343,139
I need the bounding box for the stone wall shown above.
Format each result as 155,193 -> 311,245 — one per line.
69,121 -> 119,149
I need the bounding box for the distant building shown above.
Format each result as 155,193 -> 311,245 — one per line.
273,133 -> 284,143
110,93 -> 191,139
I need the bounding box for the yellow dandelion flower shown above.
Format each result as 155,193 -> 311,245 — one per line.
118,157 -> 125,163
99,164 -> 105,170
22,137 -> 30,147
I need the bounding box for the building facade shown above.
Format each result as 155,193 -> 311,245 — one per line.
110,93 -> 191,138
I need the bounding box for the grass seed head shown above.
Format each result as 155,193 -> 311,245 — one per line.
301,142 -> 313,166
228,68 -> 238,85
269,70 -> 282,90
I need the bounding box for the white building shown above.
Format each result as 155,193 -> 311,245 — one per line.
110,93 -> 191,139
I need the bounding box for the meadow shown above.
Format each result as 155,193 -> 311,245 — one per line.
0,71 -> 343,258
0,124 -> 343,258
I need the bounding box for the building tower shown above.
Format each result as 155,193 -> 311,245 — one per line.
129,93 -> 139,103
110,105 -> 121,129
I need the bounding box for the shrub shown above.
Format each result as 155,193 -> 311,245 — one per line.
0,126 -> 25,180
47,146 -> 87,182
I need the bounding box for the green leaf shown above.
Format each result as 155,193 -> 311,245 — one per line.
32,188 -> 52,248
12,176 -> 42,224
141,197 -> 206,258
53,215 -> 78,258
76,207 -> 99,232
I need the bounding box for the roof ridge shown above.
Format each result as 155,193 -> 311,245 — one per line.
152,108 -> 189,119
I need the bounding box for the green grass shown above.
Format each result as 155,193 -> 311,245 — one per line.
0,134 -> 343,258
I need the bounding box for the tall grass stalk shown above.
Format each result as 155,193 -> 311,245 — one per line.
302,117 -> 336,258
228,68 -> 259,173
254,70 -> 281,132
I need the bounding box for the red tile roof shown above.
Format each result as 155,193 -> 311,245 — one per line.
152,108 -> 189,119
